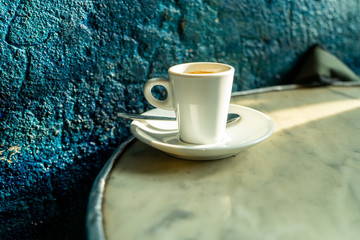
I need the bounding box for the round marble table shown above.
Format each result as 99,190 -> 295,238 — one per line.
87,85 -> 360,240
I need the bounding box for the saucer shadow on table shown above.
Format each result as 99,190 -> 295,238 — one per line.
114,140 -> 249,176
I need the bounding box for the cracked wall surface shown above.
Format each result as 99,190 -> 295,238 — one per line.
1,0 -> 360,239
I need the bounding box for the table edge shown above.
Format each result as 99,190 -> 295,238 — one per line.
86,137 -> 134,240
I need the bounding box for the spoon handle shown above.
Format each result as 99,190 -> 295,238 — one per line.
118,112 -> 176,121
118,112 -> 241,125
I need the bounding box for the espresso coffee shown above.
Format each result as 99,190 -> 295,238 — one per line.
186,70 -> 217,74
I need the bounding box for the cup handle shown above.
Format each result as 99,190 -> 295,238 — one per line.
144,78 -> 174,110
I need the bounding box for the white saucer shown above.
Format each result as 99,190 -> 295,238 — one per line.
130,104 -> 274,160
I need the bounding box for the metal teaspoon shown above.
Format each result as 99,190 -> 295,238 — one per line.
118,112 -> 241,125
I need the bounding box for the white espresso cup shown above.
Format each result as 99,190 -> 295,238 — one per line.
144,62 -> 234,145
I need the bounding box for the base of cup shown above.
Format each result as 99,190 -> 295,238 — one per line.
179,135 -> 225,145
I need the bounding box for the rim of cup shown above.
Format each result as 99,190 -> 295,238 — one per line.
168,62 -> 234,77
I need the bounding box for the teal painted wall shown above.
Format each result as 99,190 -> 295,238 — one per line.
1,0 -> 360,239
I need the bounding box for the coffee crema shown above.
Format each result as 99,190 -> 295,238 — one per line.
185,70 -> 217,74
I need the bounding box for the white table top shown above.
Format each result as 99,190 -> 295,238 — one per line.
100,86 -> 360,240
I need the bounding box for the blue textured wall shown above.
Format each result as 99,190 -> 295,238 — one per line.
1,0 -> 360,239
